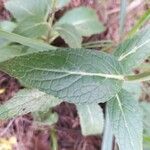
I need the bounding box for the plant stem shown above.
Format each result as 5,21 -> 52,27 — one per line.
47,0 -> 57,42
125,72 -> 150,82
50,128 -> 58,150
101,107 -> 113,150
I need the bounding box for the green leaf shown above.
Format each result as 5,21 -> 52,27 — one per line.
0,45 -> 47,63
56,7 -> 105,36
5,0 -> 50,21
114,26 -> 150,73
14,16 -> 49,38
0,21 -> 17,48
0,49 -> 123,104
107,89 -> 143,150
0,89 -> 61,119
123,82 -> 141,99
76,103 -> 104,136
55,24 -> 82,48
128,9 -> 150,37
0,29 -> 56,50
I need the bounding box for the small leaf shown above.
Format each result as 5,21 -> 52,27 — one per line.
5,0 -> 50,21
114,26 -> 150,73
107,89 -> 143,150
14,16 -> 49,38
0,49 -> 123,104
55,24 -> 82,48
56,7 -> 105,36
0,89 -> 62,119
76,103 -> 104,136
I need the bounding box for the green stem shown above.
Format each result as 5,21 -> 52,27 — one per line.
125,72 -> 150,82
50,128 -> 58,150
47,0 -> 57,42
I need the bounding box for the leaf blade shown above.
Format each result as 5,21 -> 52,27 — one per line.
76,103 -> 104,136
0,49 -> 123,104
114,26 -> 150,73
5,0 -> 50,21
107,89 -> 143,150
0,89 -> 62,119
56,7 -> 105,36
55,24 -> 82,48
0,29 -> 56,50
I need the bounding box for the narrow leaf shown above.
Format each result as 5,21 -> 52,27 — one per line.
56,7 -> 105,36
0,29 -> 56,50
76,103 -> 104,136
107,89 -> 143,150
114,26 -> 150,73
0,49 -> 123,104
0,89 -> 62,119
128,9 -> 150,37
55,24 -> 82,48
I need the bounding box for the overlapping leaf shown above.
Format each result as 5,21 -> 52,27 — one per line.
76,103 -> 104,135
114,26 -> 150,73
14,16 -> 49,38
5,0 -> 51,21
54,24 -> 82,48
0,30 -> 56,50
0,89 -> 61,119
0,49 -> 123,104
0,21 -> 16,48
55,7 -> 105,36
107,89 -> 143,150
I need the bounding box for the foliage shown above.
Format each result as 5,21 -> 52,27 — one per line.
0,0 -> 150,149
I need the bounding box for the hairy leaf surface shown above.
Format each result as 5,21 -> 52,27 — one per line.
0,49 -> 123,104
0,89 -> 61,119
114,26 -> 150,73
107,89 -> 143,150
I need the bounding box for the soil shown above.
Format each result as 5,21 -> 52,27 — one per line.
0,0 -> 149,150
